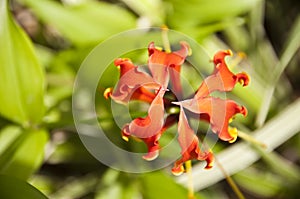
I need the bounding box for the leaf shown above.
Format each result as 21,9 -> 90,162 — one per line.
121,0 -> 165,25
257,149 -> 300,183
0,0 -> 45,125
166,0 -> 261,29
256,15 -> 300,126
0,126 -> 22,157
0,129 -> 48,180
50,173 -> 99,199
233,168 -> 283,197
0,175 -> 48,199
141,171 -> 202,199
20,0 -> 136,46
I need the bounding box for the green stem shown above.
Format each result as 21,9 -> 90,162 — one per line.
161,25 -> 171,53
215,157 -> 245,199
238,130 -> 266,148
185,160 -> 195,199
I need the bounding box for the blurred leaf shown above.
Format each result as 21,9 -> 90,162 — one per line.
0,0 -> 45,125
256,15 -> 300,126
121,0 -> 165,25
166,0 -> 261,29
50,173 -> 99,199
0,126 -> 22,157
234,168 -> 283,197
29,175 -> 56,196
20,0 -> 136,46
47,133 -> 97,165
257,149 -> 300,183
0,129 -> 48,180
141,171 -> 202,199
183,18 -> 246,40
34,45 -> 55,69
98,183 -> 140,199
0,175 -> 48,199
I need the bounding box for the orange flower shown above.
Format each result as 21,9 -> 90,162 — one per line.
104,43 -> 249,175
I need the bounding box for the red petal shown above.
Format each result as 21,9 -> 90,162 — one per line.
141,134 -> 161,161
171,107 -> 211,175
177,97 -> 247,142
128,88 -> 166,138
111,58 -> 159,104
148,42 -> 190,94
122,94 -> 178,161
141,114 -> 178,160
201,150 -> 214,169
195,50 -> 250,98
114,58 -> 135,77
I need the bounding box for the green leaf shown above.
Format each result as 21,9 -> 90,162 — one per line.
257,149 -> 300,183
233,168 -> 283,197
121,0 -> 165,25
0,126 -> 22,157
50,173 -> 99,199
166,0 -> 261,29
0,129 -> 48,180
141,171 -> 202,199
0,0 -> 45,126
0,175 -> 48,199
20,0 -> 136,46
95,170 -> 141,199
256,15 -> 300,126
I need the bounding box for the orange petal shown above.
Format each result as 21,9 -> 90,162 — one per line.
177,97 -> 247,142
148,42 -> 190,94
114,58 -> 135,77
120,93 -> 179,161
195,50 -> 250,98
111,58 -> 160,104
128,88 -> 166,139
201,150 -> 214,169
171,107 -> 210,175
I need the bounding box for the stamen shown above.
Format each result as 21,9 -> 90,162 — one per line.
122,135 -> 129,142
103,88 -> 113,99
161,25 -> 171,53
228,127 -> 238,143
228,51 -> 246,69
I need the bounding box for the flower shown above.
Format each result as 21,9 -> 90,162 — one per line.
104,42 -> 249,175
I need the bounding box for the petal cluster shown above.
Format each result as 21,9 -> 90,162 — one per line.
104,42 -> 249,175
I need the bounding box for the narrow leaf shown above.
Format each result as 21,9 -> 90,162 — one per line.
256,15 -> 300,126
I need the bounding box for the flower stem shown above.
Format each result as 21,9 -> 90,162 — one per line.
238,130 -> 267,148
229,51 -> 247,69
185,160 -> 195,199
215,157 -> 245,199
161,25 -> 171,53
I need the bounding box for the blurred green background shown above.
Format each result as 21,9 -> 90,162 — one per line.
1,0 -> 300,198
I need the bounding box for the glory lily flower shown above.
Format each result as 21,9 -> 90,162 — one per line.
104,42 -> 249,175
